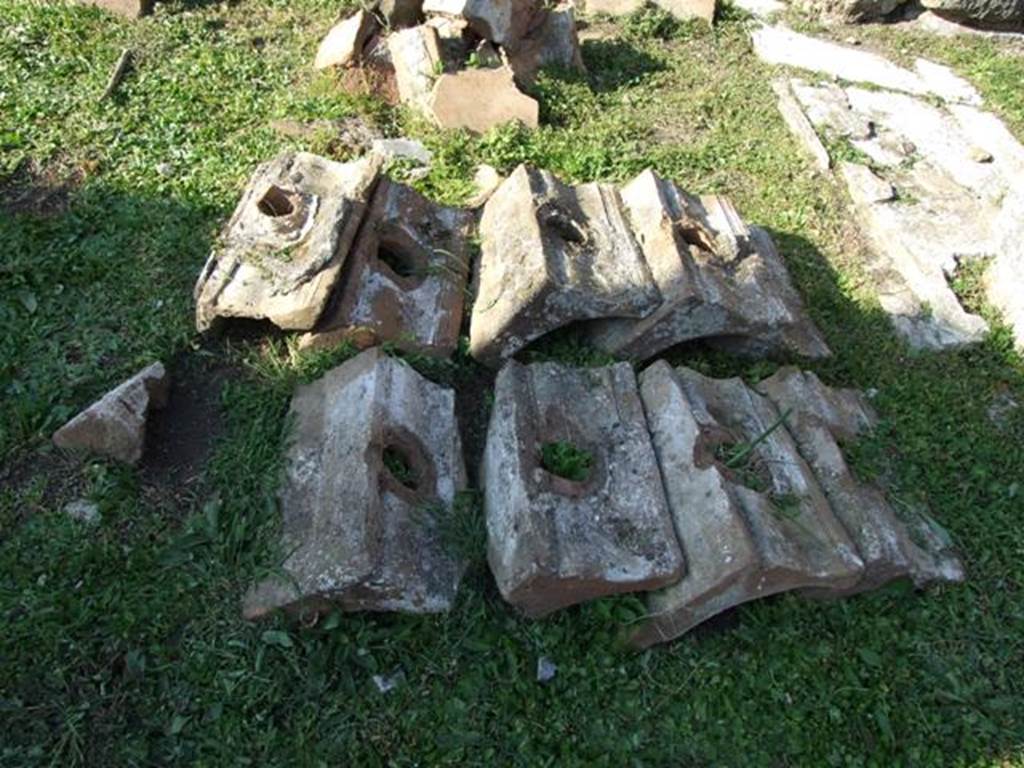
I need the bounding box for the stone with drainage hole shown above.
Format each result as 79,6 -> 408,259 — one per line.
53,362 -> 169,465
587,170 -> 830,362
483,360 -> 684,618
244,348 -> 467,619
298,178 -> 473,356
427,67 -> 539,133
194,152 -> 381,332
758,367 -> 965,593
470,165 -> 661,365
631,362 -> 864,648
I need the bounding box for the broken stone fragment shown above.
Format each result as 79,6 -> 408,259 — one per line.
299,178 -> 473,356
194,152 -> 381,332
588,170 -> 830,362
53,362 -> 169,465
758,367 -> 964,593
794,0 -> 908,23
427,67 -> 539,133
582,0 -> 645,14
370,137 -> 434,167
314,10 -> 379,70
504,5 -> 586,88
78,0 -> 153,18
467,164 -> 504,208
483,360 -> 684,618
771,79 -> 830,173
388,25 -> 445,111
470,165 -> 661,365
920,0 -> 1024,30
422,0 -> 541,46
632,362 -> 864,648
654,0 -> 716,22
244,348 -> 467,619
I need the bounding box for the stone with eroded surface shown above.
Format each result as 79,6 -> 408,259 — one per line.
504,5 -> 586,87
314,10 -> 379,70
194,152 -> 381,332
587,170 -> 830,362
483,360 -> 684,618
299,178 -> 473,356
53,363 -> 169,465
427,67 -> 539,133
244,348 -> 467,619
470,164 -> 660,365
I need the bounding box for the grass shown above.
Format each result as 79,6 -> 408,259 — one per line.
2,0 -> 1024,765
540,441 -> 595,482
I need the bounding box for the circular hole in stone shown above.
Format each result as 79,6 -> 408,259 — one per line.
540,440 -> 594,483
377,243 -> 419,279
383,445 -> 418,490
257,185 -> 296,217
375,234 -> 429,288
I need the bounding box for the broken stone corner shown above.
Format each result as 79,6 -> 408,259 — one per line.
244,347 -> 468,620
52,362 -> 170,465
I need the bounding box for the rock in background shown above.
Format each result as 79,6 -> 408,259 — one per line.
244,348 -> 468,619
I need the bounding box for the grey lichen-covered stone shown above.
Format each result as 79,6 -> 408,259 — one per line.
194,152 -> 381,332
298,178 -> 473,356
758,367 -> 965,593
795,0 -> 909,22
483,360 -> 684,618
632,362 -> 864,648
504,5 -> 586,87
920,0 -> 1024,29
588,170 -> 830,362
244,348 -> 467,619
53,362 -> 169,465
470,165 -> 661,365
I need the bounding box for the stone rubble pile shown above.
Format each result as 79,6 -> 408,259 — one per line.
193,153 -> 829,365
756,26 -> 1024,353
314,0 -> 587,133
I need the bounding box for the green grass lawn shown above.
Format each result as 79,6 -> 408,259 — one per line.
2,0 -> 1023,764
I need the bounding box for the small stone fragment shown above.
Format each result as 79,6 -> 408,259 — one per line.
583,0 -> 645,13
536,656 -> 557,682
371,137 -> 434,166
427,67 -> 539,133
244,348 -> 467,619
53,362 -> 169,465
587,170 -> 830,362
654,0 -> 716,22
504,5 -> 586,87
466,164 -> 504,208
79,0 -> 153,18
969,145 -> 994,163
632,362 -> 864,647
299,178 -> 473,356
194,152 -> 381,332
314,10 -> 379,70
771,79 -> 831,173
483,361 -> 684,618
470,165 -> 660,365
372,669 -> 406,693
64,500 -> 102,526
388,25 -> 445,111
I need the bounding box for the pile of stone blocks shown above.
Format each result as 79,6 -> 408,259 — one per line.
244,348 -> 468,618
582,0 -> 717,23
480,359 -> 963,645
759,27 -> 1024,354
313,0 -> 587,133
194,151 -> 472,357
470,164 -> 830,365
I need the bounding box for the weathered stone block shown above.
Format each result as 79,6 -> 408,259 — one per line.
920,0 -> 1023,29
505,5 -> 586,87
759,367 -> 964,593
588,170 -> 830,362
314,10 -> 379,70
53,362 -> 169,465
388,25 -> 444,111
483,361 -> 684,617
194,152 -> 381,332
244,348 -> 467,619
632,362 -> 864,647
378,0 -> 426,29
298,178 -> 473,356
470,165 -> 661,365
422,0 -> 541,45
427,67 -> 539,133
